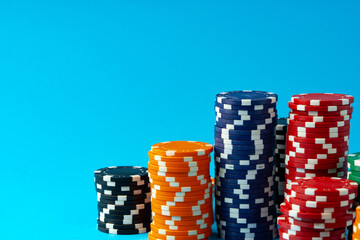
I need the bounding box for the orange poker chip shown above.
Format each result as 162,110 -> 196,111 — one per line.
148,169 -> 210,177
148,158 -> 210,168
149,173 -> 210,183
151,182 -> 212,192
152,212 -> 213,221
151,141 -> 213,157
149,151 -> 211,162
151,197 -> 212,207
149,228 -> 212,239
151,188 -> 211,197
153,216 -> 214,227
151,192 -> 212,202
150,177 -> 211,188
151,223 -> 211,236
151,208 -> 210,217
148,163 -> 207,173
152,220 -> 211,231
151,202 -> 212,212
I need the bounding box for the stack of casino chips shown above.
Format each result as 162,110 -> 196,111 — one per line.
94,166 -> 151,235
285,93 -> 354,184
275,118 -> 288,215
148,141 -> 213,240
214,90 -> 278,239
279,177 -> 358,240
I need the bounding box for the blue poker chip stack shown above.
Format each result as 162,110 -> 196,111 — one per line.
274,118 -> 287,216
214,90 -> 278,240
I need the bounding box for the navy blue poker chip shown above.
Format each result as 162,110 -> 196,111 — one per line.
216,112 -> 277,120
214,151 -> 274,161
214,146 -> 274,156
218,223 -> 275,233
215,126 -> 274,136
218,229 -> 275,239
215,178 -> 274,189
216,116 -> 278,126
215,132 -> 274,141
215,200 -> 274,210
215,161 -> 273,171
216,171 -> 274,180
215,106 -> 276,116
215,210 -> 276,223
217,218 -> 275,229
216,165 -> 274,174
215,206 -> 274,216
215,137 -> 274,145
215,190 -> 274,200
215,175 -> 274,184
215,196 -> 274,207
215,155 -> 274,165
215,101 -> 277,110
214,141 -> 274,151
215,122 -> 277,131
216,91 -> 278,105
216,185 -> 274,196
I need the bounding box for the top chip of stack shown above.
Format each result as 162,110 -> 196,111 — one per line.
94,166 -> 151,235
285,93 -> 354,185
214,90 -> 278,240
280,177 -> 357,240
148,141 -> 214,240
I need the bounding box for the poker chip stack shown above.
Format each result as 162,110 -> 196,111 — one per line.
275,118 -> 287,215
279,177 -> 358,240
214,90 -> 278,239
94,166 -> 151,235
148,141 -> 214,240
285,93 -> 354,185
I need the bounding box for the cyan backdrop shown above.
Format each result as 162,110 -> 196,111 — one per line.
1,0 -> 359,239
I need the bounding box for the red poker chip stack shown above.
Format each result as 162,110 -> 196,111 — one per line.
285,93 -> 354,185
279,177 -> 358,240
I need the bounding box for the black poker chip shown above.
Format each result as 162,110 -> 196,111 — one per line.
98,202 -> 151,210
98,205 -> 151,215
97,219 -> 151,230
98,213 -> 149,224
97,197 -> 150,205
95,178 -> 149,188
95,182 -> 150,191
96,187 -> 150,196
97,225 -> 150,235
94,166 -> 148,182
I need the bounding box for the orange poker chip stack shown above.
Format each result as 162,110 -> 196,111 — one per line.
353,206 -> 360,240
148,141 -> 214,240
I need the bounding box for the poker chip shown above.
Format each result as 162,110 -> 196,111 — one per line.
288,102 -> 352,112
149,141 -> 213,238
288,119 -> 350,128
94,166 -> 151,235
214,90 -> 278,238
290,108 -> 353,117
275,118 -> 287,216
288,113 -> 351,122
290,93 -> 354,106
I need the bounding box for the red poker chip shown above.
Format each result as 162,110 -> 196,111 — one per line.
285,159 -> 346,170
280,202 -> 352,221
287,139 -> 349,150
285,189 -> 356,202
287,135 -> 349,144
277,216 -> 337,232
288,113 -> 352,123
288,119 -> 350,128
286,145 -> 348,155
288,102 -> 352,112
284,214 -> 354,229
290,93 -> 354,106
285,155 -> 347,165
284,201 -> 351,214
279,227 -> 346,239
287,130 -> 350,139
287,125 -> 350,133
286,165 -> 347,175
279,226 -> 346,238
286,150 -> 348,160
288,177 -> 358,196
284,195 -> 353,209
285,172 -> 347,182
290,107 -> 353,116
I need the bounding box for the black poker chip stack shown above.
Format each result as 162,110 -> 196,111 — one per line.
94,166 -> 151,235
275,118 -> 287,215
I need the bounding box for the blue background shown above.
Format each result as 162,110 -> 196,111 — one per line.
1,0 -> 360,239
